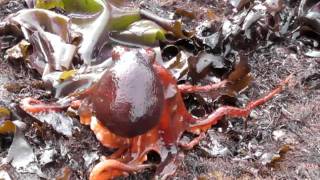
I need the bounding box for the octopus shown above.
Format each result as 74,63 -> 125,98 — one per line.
20,46 -> 291,180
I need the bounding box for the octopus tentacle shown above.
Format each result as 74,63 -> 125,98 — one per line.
91,128 -> 162,179
78,99 -> 93,125
106,146 -> 130,160
188,75 -> 292,133
90,117 -> 129,149
20,97 -> 67,113
178,132 -> 205,150
89,159 -> 153,180
177,80 -> 228,94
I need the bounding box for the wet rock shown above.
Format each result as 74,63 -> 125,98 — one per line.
5,40 -> 30,62
260,145 -> 291,166
29,112 -> 74,137
260,152 -> 281,165
83,151 -> 99,168
0,170 -> 11,180
39,148 -> 57,166
273,129 -> 299,144
272,129 -> 287,141
200,135 -> 232,157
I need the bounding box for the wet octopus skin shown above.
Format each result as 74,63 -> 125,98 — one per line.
89,47 -> 164,137
20,46 -> 291,180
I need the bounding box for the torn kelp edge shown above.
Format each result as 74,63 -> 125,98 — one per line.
74,0 -> 110,65
3,9 -> 78,78
2,121 -> 46,178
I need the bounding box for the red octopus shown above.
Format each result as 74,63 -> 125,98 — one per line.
20,46 -> 291,180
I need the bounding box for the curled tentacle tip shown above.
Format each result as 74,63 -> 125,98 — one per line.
89,159 -> 154,180
283,74 -> 294,84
